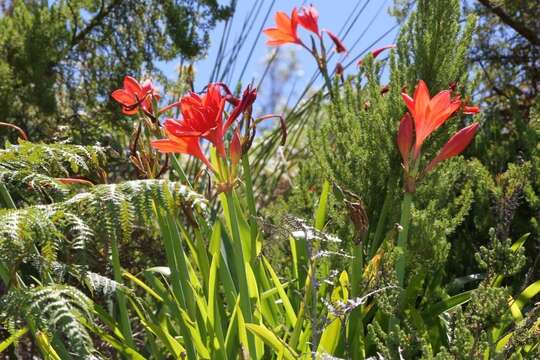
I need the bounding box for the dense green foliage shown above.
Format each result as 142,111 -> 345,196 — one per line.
0,0 -> 538,359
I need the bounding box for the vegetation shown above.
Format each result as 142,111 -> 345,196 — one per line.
0,0 -> 538,359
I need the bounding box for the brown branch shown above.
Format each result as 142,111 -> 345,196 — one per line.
477,0 -> 540,46
0,122 -> 29,140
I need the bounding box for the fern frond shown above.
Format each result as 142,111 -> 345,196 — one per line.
0,141 -> 107,202
0,285 -> 99,359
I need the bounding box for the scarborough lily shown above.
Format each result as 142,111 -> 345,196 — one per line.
111,76 -> 159,115
163,84 -> 227,157
397,80 -> 480,182
263,9 -> 302,46
151,83 -> 259,181
264,5 -> 395,95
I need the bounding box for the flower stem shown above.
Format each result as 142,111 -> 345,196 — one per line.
396,191 -> 413,286
242,154 -> 258,262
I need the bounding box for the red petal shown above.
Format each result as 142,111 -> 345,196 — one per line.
371,44 -> 396,58
425,122 -> 479,172
152,133 -> 214,171
263,28 -> 298,45
111,89 -> 136,106
397,113 -> 414,166
275,11 -> 292,30
401,93 -> 415,118
123,76 -> 141,95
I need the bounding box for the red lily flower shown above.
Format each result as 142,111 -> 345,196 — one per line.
401,80 -> 462,159
358,44 -> 396,65
425,122 -> 479,173
151,130 -> 214,171
164,84 -> 227,157
111,76 -> 159,115
263,9 -> 302,46
323,29 -> 347,53
298,5 -> 320,36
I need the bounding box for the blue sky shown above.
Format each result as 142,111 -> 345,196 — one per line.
159,0 -> 399,97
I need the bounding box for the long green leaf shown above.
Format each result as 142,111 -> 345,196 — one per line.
245,324 -> 298,360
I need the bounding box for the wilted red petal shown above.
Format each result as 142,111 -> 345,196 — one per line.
425,122 -> 479,173
463,105 -> 480,114
335,62 -> 345,76
372,44 -> 396,58
358,44 -> 396,65
397,113 -> 414,166
323,29 -> 347,53
121,107 -> 139,115
298,5 -> 320,36
225,85 -> 257,131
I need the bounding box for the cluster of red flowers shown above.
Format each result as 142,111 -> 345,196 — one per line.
153,84 -> 256,172
111,76 -> 159,116
263,5 -> 346,53
263,4 -> 394,65
110,5 -> 480,188
111,76 -> 256,175
398,80 -> 480,187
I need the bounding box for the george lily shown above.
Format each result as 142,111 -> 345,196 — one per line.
111,76 -> 159,115
163,84 -> 227,157
397,80 -> 480,184
263,9 -> 302,46
401,80 -> 462,159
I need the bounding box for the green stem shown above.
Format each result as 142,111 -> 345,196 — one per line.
396,192 -> 413,286
316,37 -> 335,101
241,154 -> 258,262
224,190 -> 256,356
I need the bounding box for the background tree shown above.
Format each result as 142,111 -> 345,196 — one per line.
0,0 -> 232,145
